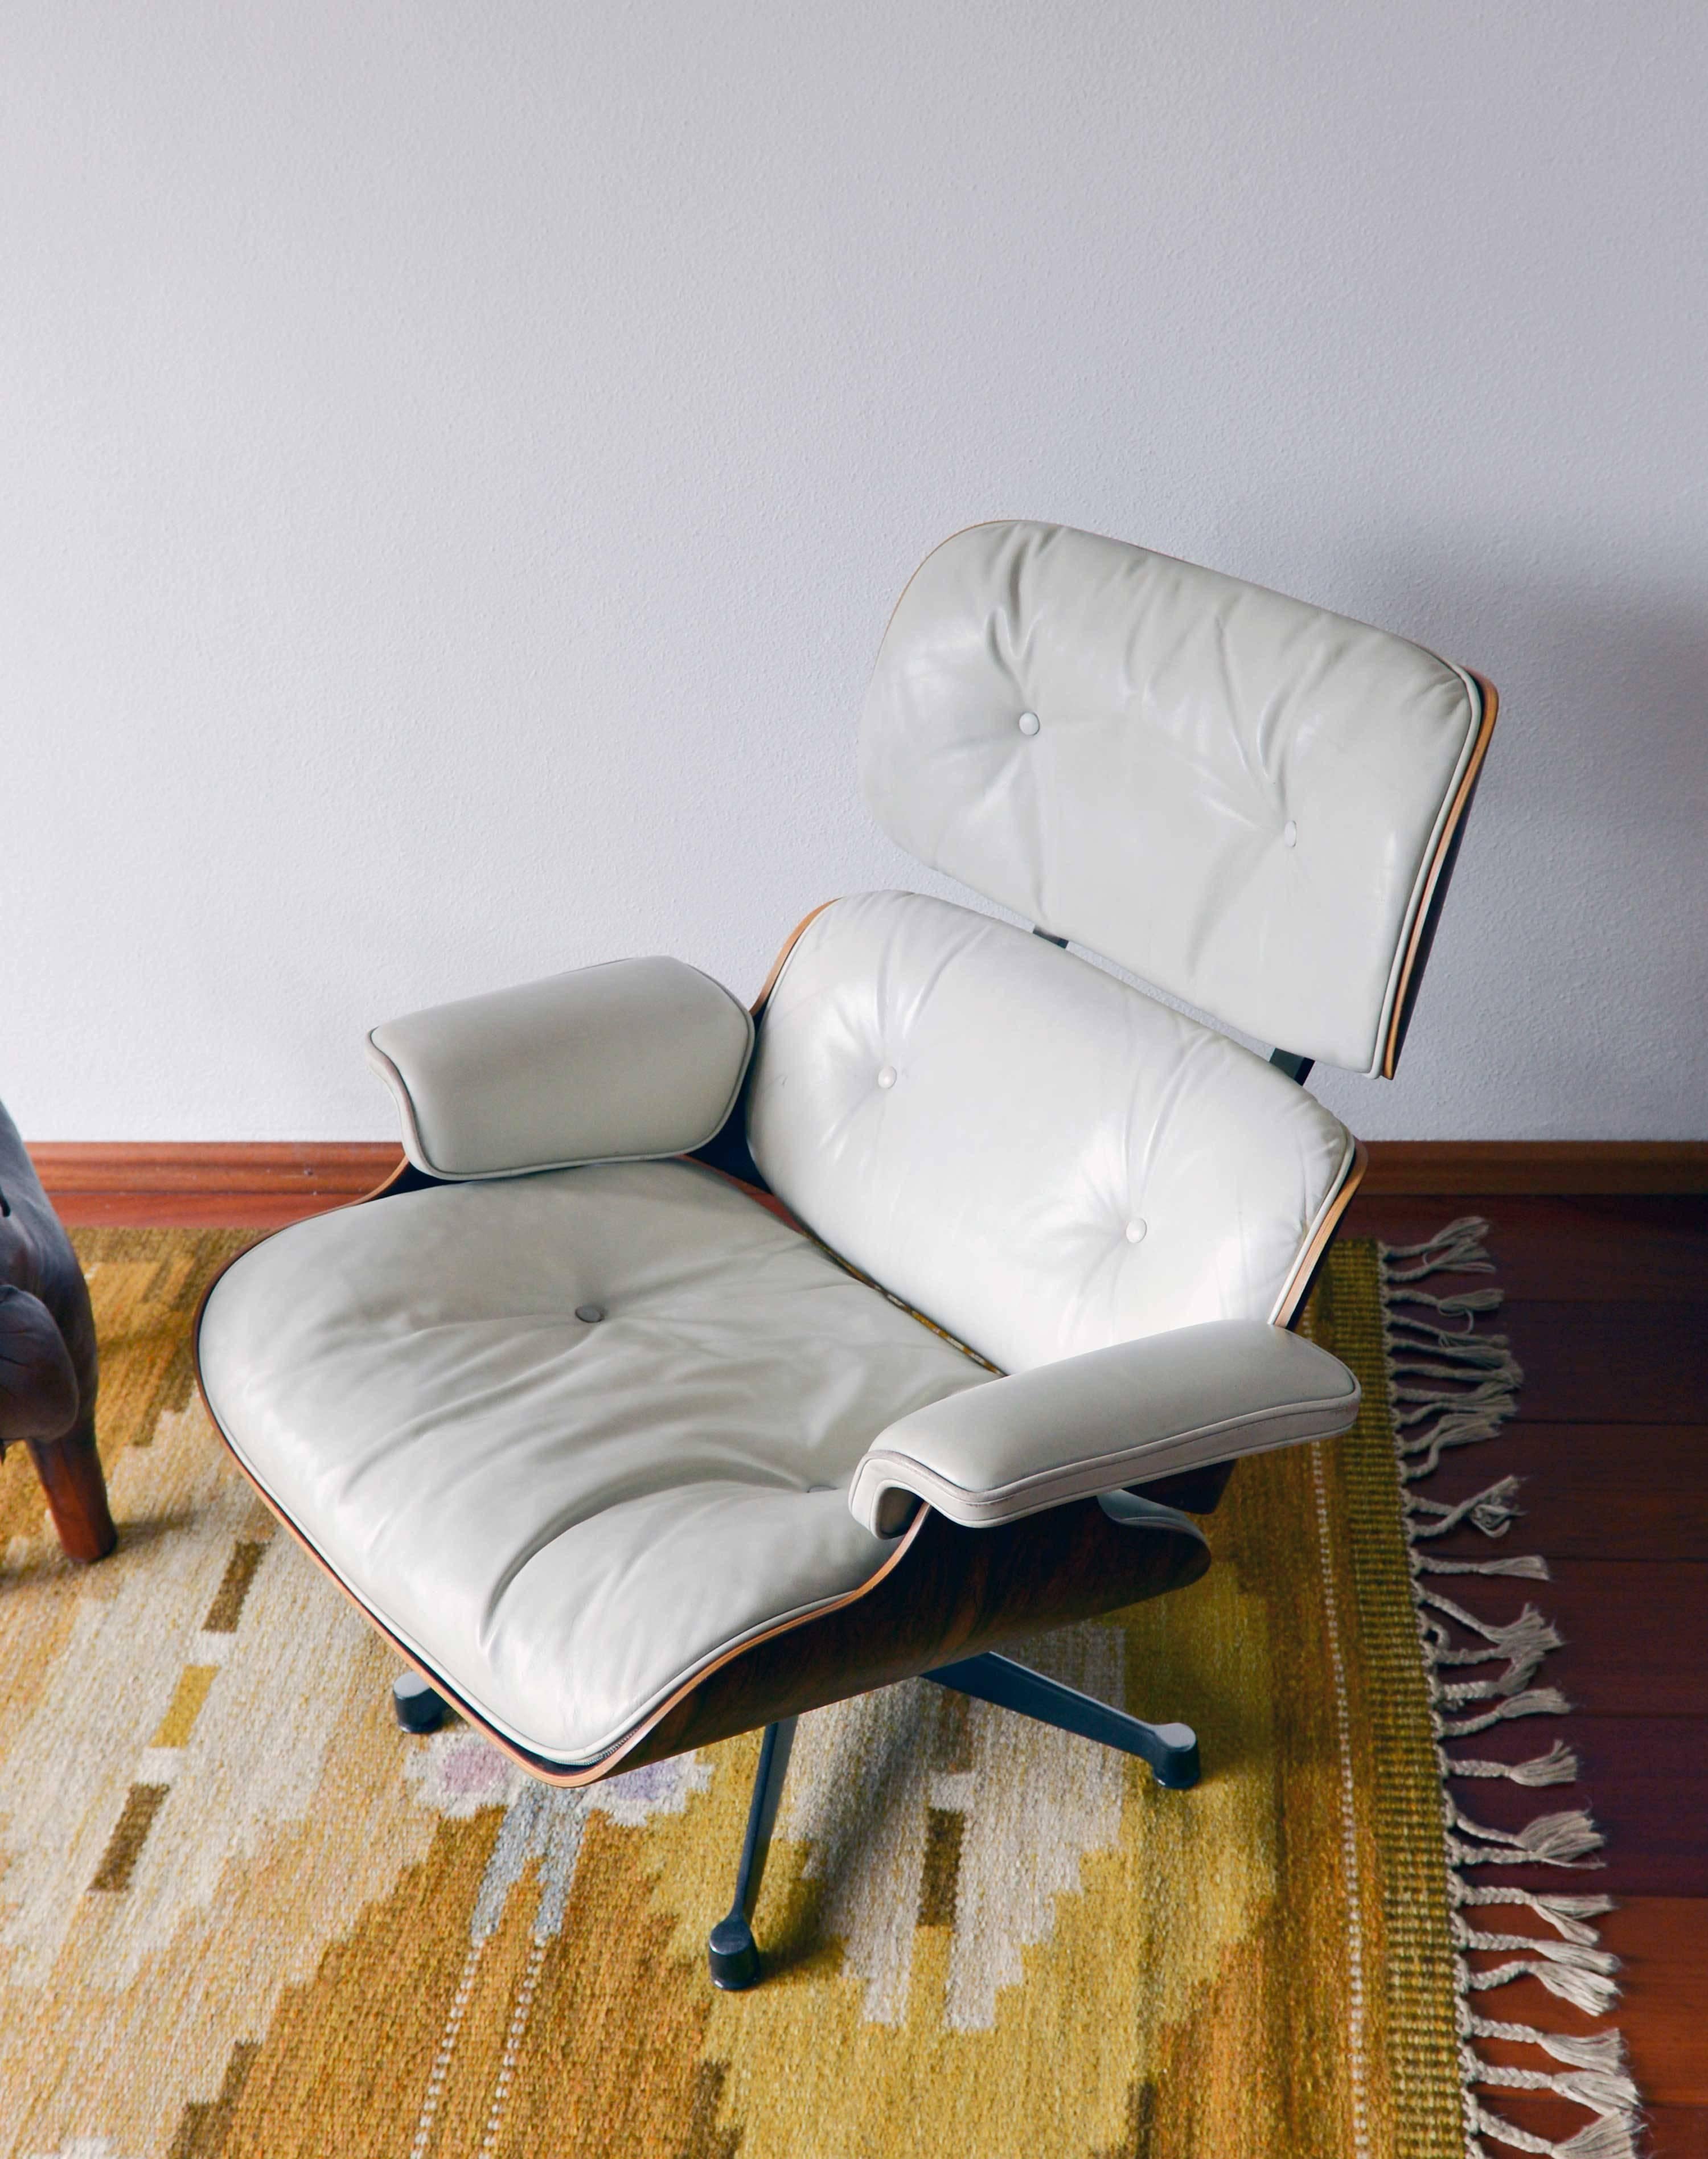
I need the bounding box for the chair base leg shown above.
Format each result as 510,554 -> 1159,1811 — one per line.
708,1715 -> 798,1991
923,1651 -> 1200,1789
392,1672 -> 447,1734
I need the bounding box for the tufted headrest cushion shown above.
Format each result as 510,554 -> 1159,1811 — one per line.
860,521 -> 1487,1075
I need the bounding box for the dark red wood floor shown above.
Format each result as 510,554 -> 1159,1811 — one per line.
47,1179 -> 1708,2152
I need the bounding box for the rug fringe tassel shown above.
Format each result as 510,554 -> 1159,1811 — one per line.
1409,1476 -> 1526,1539
1438,1686 -> 1572,1738
1462,1959 -> 1620,2016
1421,1593 -> 1562,1682
1468,2101 -> 1641,2158
1447,1803 -> 1605,1869
1457,1887 -> 1616,1944
1450,1742 -> 1580,1786
1437,1667 -> 1564,1708
1468,2054 -> 1640,2116
1399,1422 -> 1518,1478
1419,1554 -> 1553,1579
1382,1216 -> 1500,1276
1390,1278 -> 1511,1312
1392,1332 -> 1525,1374
1452,1912 -> 1621,2013
1463,2012 -> 1630,2075
1377,1221 -> 1633,2159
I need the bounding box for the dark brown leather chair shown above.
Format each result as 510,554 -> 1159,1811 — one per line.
0,1100 -> 117,1562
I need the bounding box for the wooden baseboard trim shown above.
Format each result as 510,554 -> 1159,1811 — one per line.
22,1138 -> 1708,1206
27,1143 -> 402,1197
1354,1142 -> 1708,1195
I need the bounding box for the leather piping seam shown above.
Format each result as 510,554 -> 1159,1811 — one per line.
853,1385 -> 1361,1529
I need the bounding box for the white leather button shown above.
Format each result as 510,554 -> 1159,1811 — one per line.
1017,711 -> 1040,736
574,1303 -> 605,1324
1124,1219 -> 1147,1245
876,1064 -> 898,1090
1282,820 -> 1298,848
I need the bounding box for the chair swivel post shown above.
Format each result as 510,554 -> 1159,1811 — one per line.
708,1715 -> 799,1990
923,1651 -> 1201,1789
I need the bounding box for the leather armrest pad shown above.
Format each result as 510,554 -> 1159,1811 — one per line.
848,1319 -> 1360,1533
367,957 -> 754,1180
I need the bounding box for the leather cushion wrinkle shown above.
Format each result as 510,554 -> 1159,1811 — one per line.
860,520 -> 1481,1073
745,892 -> 1356,1377
198,1160 -> 987,1764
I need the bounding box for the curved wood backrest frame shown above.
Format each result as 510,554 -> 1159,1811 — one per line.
1274,1139 -> 1368,1330
1382,672 -> 1499,1078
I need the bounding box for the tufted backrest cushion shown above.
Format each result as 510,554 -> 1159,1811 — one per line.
744,892 -> 1356,1374
860,520 -> 1486,1075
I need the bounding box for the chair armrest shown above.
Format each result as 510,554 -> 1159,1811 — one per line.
847,1319 -> 1360,1534
0,1285 -> 81,1444
366,957 -> 755,1180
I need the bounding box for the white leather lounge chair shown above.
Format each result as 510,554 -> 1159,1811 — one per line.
196,520 -> 1497,1989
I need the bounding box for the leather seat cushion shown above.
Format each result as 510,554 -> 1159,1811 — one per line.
198,1161 -> 986,1766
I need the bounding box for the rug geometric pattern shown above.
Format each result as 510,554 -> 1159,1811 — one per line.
0,1229 -> 1459,2157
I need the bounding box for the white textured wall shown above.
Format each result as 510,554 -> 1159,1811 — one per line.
3,2 -> 1704,1142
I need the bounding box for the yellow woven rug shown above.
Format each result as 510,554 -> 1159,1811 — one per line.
0,1226 -> 1630,2158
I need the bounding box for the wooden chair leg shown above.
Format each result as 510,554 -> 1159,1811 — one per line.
24,1411 -> 117,1562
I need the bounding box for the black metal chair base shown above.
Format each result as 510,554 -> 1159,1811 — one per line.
707,1914 -> 763,1990
705,1651 -> 1200,1989
708,1715 -> 798,1990
392,1672 -> 447,1734
923,1651 -> 1201,1789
